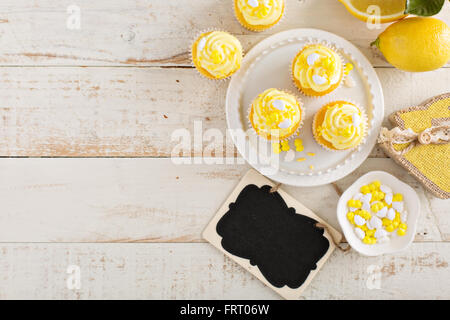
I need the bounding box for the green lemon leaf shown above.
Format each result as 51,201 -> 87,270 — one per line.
405,0 -> 445,16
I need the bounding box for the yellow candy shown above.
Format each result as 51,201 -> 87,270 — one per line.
371,202 -> 384,212
392,221 -> 399,229
272,143 -> 281,154
362,236 -> 371,244
358,209 -> 371,220
361,185 -> 371,194
294,138 -> 303,146
370,237 -> 377,244
372,191 -> 385,201
347,211 -> 355,220
344,63 -> 354,75
399,223 -> 407,230
357,224 -> 368,231
372,180 -> 381,188
369,183 -> 377,192
280,141 -> 290,151
397,229 -> 406,236
211,50 -> 222,64
386,225 -> 395,232
269,112 -> 280,123
366,230 -> 375,237
393,193 -> 403,202
296,145 -> 304,152
348,199 -> 362,208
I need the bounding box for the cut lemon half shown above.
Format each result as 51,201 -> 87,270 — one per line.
339,0 -> 408,23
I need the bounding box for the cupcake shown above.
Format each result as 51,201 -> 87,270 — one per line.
234,0 -> 285,32
191,31 -> 243,80
313,101 -> 367,151
291,44 -> 344,97
249,88 -> 303,141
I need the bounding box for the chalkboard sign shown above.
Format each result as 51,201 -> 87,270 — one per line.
203,169 -> 341,300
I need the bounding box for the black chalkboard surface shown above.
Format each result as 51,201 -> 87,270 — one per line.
216,184 -> 330,289
203,169 -> 340,300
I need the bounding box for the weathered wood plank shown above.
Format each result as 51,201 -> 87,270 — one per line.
0,158 -> 446,243
0,67 -> 448,157
0,242 -> 448,299
0,0 -> 448,67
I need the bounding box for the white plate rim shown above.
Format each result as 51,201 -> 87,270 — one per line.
225,28 -> 384,186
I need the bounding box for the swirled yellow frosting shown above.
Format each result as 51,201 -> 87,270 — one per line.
293,44 -> 343,93
236,0 -> 284,27
193,31 -> 242,79
317,102 -> 366,150
250,88 -> 302,140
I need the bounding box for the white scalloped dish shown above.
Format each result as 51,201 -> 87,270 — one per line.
337,171 -> 420,256
226,29 -> 384,186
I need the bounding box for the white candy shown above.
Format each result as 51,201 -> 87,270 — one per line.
284,149 -> 295,162
392,201 -> 404,212
349,206 -> 358,212
380,185 -> 392,194
387,208 -> 396,220
366,219 -> 375,230
197,37 -> 207,52
362,201 -> 371,212
370,216 -> 382,229
247,0 -> 259,8
376,206 -> 388,218
375,229 -> 387,239
312,74 -> 327,85
272,99 -> 286,111
278,118 -> 292,129
384,193 -> 393,205
307,53 -> 320,66
362,193 -> 372,203
354,227 -> 365,240
352,113 -> 361,127
354,215 -> 365,226
353,193 -> 363,201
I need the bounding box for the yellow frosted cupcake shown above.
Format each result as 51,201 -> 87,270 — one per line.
313,101 -> 367,151
191,31 -> 243,80
249,88 -> 303,141
234,0 -> 285,32
292,44 -> 344,97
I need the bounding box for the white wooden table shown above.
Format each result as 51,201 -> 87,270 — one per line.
0,0 -> 448,299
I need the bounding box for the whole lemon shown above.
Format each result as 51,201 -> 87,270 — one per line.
372,17 -> 450,72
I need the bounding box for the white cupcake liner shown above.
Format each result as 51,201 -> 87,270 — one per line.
290,41 -> 346,98
312,99 -> 368,152
232,0 -> 286,33
190,28 -> 244,81
247,88 -> 305,143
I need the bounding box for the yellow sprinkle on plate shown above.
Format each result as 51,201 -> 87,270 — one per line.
296,158 -> 306,162
307,152 -> 316,156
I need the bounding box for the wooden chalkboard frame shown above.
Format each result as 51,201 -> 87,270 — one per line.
203,169 -> 342,300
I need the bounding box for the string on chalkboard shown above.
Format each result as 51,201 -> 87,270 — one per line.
269,182 -> 282,193
270,182 -> 350,253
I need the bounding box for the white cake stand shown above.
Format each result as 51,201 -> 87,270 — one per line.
226,28 -> 384,186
